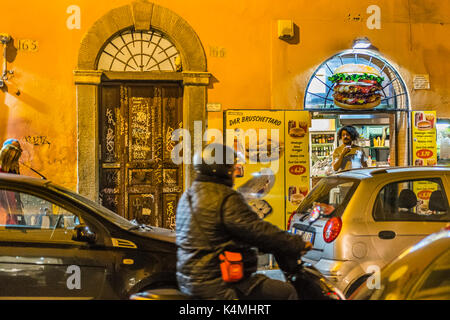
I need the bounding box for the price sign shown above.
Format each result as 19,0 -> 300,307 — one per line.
416,149 -> 433,159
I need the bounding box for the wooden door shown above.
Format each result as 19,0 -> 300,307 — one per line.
99,83 -> 183,229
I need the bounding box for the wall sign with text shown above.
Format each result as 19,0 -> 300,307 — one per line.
412,110 -> 437,166
225,110 -> 311,230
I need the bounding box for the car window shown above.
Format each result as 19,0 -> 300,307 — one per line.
295,177 -> 359,218
410,249 -> 450,300
0,189 -> 82,242
373,178 -> 450,222
50,185 -> 136,230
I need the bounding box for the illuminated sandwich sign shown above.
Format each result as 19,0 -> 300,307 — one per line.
328,64 -> 384,110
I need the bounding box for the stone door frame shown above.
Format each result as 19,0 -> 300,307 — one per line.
74,0 -> 209,201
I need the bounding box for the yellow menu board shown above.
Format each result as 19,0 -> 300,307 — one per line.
412,111 -> 438,209
412,111 -> 437,166
225,110 -> 285,228
225,110 -> 310,230
284,111 -> 311,229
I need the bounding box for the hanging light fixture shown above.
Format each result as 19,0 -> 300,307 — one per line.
352,37 -> 373,49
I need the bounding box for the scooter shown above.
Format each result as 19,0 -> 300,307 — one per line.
131,204 -> 345,301
129,258 -> 345,300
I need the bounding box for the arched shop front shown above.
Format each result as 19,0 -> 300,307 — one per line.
304,49 -> 412,187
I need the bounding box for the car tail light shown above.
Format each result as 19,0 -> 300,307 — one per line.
323,217 -> 342,243
287,212 -> 295,230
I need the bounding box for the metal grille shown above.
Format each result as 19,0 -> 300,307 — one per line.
97,29 -> 180,72
304,49 -> 409,111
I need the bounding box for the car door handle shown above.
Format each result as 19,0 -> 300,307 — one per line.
378,230 -> 396,239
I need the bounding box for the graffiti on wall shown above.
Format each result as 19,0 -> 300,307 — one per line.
345,5 -> 381,30
24,136 -> 50,146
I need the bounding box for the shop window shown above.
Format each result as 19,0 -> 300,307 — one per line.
308,67 -> 327,94
0,189 -> 82,242
437,119 -> 450,166
97,29 -> 180,72
304,50 -> 409,111
373,178 -> 450,222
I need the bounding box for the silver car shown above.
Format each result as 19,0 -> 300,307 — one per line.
287,166 -> 450,297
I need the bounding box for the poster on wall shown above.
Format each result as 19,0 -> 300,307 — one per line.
412,111 -> 437,166
411,110 -> 438,213
284,111 -> 311,229
225,110 -> 311,230
225,110 -> 285,229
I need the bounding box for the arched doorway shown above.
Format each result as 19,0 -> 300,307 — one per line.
74,1 -> 209,228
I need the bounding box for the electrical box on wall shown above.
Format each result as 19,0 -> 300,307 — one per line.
277,20 -> 294,39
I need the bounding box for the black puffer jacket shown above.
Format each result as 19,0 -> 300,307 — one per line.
176,174 -> 308,299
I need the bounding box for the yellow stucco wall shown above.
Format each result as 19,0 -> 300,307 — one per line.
1,0 -> 449,189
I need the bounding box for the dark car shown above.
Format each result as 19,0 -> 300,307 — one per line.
0,173 -> 177,299
350,226 -> 450,300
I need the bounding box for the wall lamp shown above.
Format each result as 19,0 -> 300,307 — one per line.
352,37 -> 376,50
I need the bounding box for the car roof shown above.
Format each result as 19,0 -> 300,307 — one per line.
333,166 -> 450,180
0,172 -> 53,187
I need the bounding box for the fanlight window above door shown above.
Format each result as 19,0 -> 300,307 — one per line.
97,29 -> 180,72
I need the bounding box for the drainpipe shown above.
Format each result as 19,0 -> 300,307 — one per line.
0,33 -> 12,88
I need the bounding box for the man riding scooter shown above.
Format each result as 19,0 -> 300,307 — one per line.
175,143 -> 312,300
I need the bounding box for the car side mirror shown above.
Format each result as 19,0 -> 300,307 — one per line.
72,224 -> 97,244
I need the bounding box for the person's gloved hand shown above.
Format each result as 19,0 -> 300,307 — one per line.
275,242 -> 313,274
301,242 -> 313,256
274,253 -> 299,274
